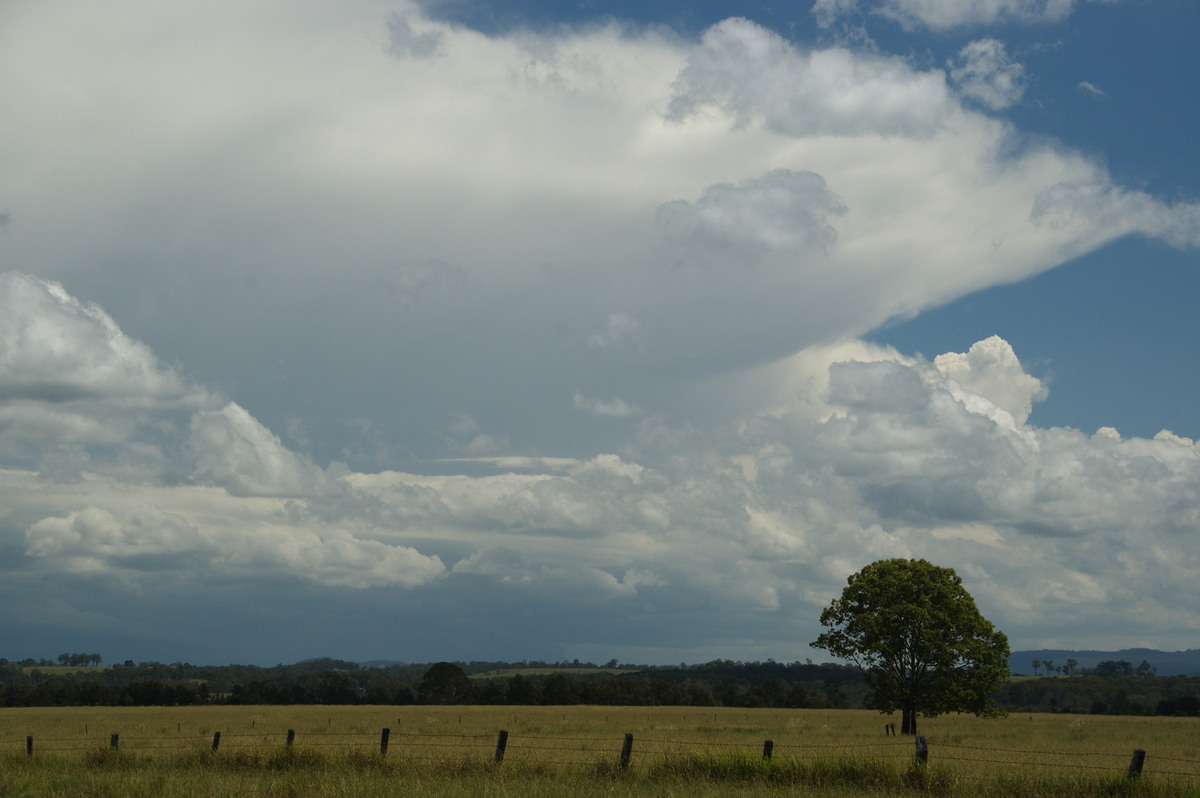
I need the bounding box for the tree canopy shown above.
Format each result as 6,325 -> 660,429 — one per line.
812,558 -> 1009,735
417,662 -> 475,705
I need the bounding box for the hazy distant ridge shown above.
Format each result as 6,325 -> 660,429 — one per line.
1010,649 -> 1200,676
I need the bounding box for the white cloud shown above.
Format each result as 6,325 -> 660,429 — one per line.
933,335 -> 1047,425
0,1 -> 1197,661
1032,182 -> 1200,250
0,272 -> 219,476
573,394 -> 643,418
948,39 -> 1027,110
22,499 -> 446,590
0,273 -> 215,413
656,169 -> 846,265
4,322 -> 1200,653
667,18 -> 950,137
815,0 -> 1078,30
188,403 -> 329,497
26,505 -> 211,562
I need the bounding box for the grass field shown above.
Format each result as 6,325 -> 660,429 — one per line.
2,705 -> 1198,797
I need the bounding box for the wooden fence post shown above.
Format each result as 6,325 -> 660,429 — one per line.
380,728 -> 390,756
619,733 -> 634,769
211,731 -> 221,751
495,730 -> 508,763
25,736 -> 32,757
110,733 -> 119,750
914,736 -> 929,765
762,740 -> 774,761
286,729 -> 295,747
1128,749 -> 1146,778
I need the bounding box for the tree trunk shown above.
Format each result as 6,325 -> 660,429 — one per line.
901,706 -> 917,735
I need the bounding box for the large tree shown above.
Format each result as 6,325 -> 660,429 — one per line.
812,558 -> 1009,735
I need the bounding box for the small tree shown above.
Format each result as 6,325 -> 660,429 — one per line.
812,558 -> 1009,735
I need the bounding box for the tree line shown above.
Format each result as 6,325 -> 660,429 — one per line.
0,657 -> 863,709
1028,658 -> 1157,677
2,656 -> 1198,716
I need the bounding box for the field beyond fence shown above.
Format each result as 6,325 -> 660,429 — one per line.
2,705 -> 1199,797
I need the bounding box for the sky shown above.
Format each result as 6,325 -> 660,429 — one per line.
1,0 -> 1198,667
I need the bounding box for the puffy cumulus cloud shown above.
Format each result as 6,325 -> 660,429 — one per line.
26,505 -> 211,564
4,330 -> 1200,655
0,273 -> 205,407
16,484 -> 446,591
656,170 -> 846,266
0,273 -> 219,468
188,403 -> 330,497
814,0 -> 1077,30
452,547 -> 664,602
667,18 -> 950,137
948,39 -> 1026,110
933,336 -> 1047,425
231,526 -> 445,589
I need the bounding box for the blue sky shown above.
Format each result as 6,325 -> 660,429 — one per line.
1,0 -> 1198,667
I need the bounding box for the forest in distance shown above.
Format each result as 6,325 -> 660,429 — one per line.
3,653 -> 1200,718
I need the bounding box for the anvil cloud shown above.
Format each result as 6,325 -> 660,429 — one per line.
1,0 -> 1197,664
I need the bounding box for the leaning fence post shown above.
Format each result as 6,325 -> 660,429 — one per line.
211,731 -> 221,751
495,730 -> 509,763
286,729 -> 295,747
26,736 -> 32,757
110,733 -> 119,750
380,728 -> 390,756
914,736 -> 929,765
1128,749 -> 1146,778
762,740 -> 774,761
619,733 -> 634,769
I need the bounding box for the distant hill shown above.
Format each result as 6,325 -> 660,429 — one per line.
1011,649 -> 1200,676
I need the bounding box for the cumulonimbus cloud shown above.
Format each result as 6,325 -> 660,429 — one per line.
1,1 -> 1198,660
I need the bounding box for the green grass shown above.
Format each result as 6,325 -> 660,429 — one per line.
17,666 -> 109,676
2,706 -> 1198,797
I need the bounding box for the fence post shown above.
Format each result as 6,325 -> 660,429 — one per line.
1128,749 -> 1146,778
762,740 -> 774,761
286,729 -> 295,747
495,730 -> 508,763
211,731 -> 221,751
110,733 -> 119,750
914,736 -> 929,766
619,733 -> 634,769
380,728 -> 390,756
26,736 -> 32,757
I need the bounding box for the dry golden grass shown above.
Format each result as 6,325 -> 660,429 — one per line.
2,705 -> 1198,796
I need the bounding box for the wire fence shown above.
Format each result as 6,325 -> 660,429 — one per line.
1,728 -> 1198,782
